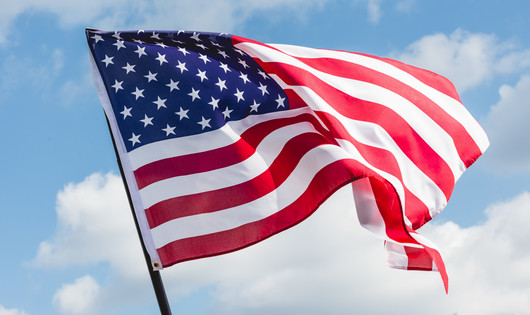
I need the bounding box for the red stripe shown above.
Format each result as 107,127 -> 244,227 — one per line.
358,52 -> 462,103
258,60 -> 455,200
316,111 -> 434,228
145,108 -> 435,230
370,177 -> 449,292
293,56 -> 482,167
134,137 -> 255,189
404,246 -> 435,270
232,36 -> 460,105
134,112 -> 332,189
157,158 -> 371,266
145,131 -> 334,228
369,177 -> 448,292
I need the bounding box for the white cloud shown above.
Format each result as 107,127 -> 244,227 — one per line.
36,173 -> 530,314
0,305 -> 28,315
482,75 -> 530,174
392,29 -> 530,92
34,172 -> 146,280
53,275 -> 101,315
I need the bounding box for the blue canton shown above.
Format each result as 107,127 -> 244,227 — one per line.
87,30 -> 289,152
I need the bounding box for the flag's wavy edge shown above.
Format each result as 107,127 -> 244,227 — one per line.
87,29 -> 489,294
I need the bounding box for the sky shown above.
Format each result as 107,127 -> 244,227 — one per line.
1,0 -> 530,314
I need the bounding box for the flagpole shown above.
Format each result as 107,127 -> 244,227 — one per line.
105,115 -> 173,315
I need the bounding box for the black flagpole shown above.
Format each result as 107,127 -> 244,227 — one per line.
105,115 -> 173,315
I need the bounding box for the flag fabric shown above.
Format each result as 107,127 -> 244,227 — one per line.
86,29 -> 489,292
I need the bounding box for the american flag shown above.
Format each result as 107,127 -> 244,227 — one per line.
87,29 -> 489,292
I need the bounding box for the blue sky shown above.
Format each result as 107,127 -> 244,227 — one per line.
1,1 -> 530,314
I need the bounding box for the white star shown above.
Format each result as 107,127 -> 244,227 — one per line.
153,96 -> 167,109
178,47 -> 189,55
166,79 -> 180,92
134,45 -> 147,58
218,50 -> 228,59
120,106 -> 132,119
238,58 -> 249,69
111,79 -> 123,92
113,40 -> 126,50
176,61 -> 188,73
144,71 -> 158,82
133,38 -> 145,44
129,133 -> 141,146
156,42 -> 168,49
112,31 -> 122,40
101,55 -> 114,67
219,63 -> 231,73
188,88 -> 200,101
250,100 -> 260,112
91,34 -> 104,43
196,43 -> 207,50
198,54 -> 211,64
215,78 -> 227,91
137,30 -> 144,34
222,107 -> 233,119
162,124 -> 176,136
122,63 -> 136,74
176,107 -> 189,120
239,72 -> 250,84
197,116 -> 211,130
276,94 -> 286,108
151,32 -> 161,40
191,32 -> 201,41
155,53 -> 168,65
234,48 -> 244,55
257,69 -> 269,80
234,88 -> 245,102
208,97 -> 220,110
131,87 -> 145,100
258,82 -> 269,95
210,40 -> 222,48
196,69 -> 208,82
140,114 -> 154,127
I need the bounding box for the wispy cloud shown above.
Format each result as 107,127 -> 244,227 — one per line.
0,0 -> 330,45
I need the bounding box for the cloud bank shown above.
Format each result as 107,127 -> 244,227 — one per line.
35,173 -> 530,314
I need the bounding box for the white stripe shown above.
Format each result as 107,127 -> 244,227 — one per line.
128,107 -> 312,170
139,119 -> 323,209
267,43 -> 489,155
236,42 -> 466,181
385,241 -> 410,269
271,75 -> 447,218
351,178 -> 387,239
151,144 -> 354,248
89,46 -> 162,268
